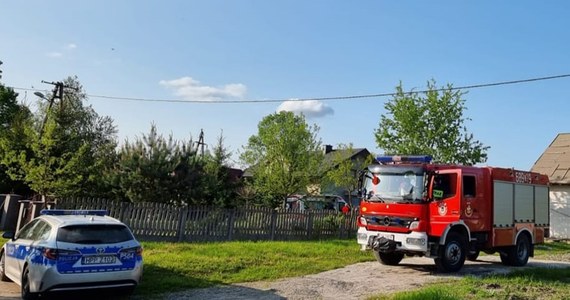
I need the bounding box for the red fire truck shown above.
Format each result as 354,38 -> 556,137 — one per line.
356,155 -> 549,272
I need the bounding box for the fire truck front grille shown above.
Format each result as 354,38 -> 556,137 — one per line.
363,215 -> 415,228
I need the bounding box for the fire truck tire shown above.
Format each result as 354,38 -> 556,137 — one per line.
435,232 -> 466,272
373,251 -> 404,265
502,234 -> 531,266
467,250 -> 480,261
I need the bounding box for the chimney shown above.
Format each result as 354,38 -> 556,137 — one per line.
324,144 -> 333,154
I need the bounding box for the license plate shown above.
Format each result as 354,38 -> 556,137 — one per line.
378,233 -> 394,240
82,255 -> 116,265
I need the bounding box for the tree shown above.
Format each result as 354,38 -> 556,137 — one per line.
240,111 -> 323,208
374,80 -> 489,165
0,81 -> 32,194
200,133 -> 242,208
324,144 -> 374,206
0,76 -> 118,198
113,124 -> 204,205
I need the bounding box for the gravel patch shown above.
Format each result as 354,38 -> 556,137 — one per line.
150,256 -> 570,300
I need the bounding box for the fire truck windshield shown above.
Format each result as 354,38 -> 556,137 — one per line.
362,166 -> 425,203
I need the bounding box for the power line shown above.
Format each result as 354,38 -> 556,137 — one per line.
9,73 -> 570,104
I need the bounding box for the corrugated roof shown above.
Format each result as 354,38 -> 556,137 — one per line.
531,133 -> 570,184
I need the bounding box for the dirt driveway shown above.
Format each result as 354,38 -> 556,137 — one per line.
155,256 -> 570,300
0,278 -> 19,299
1,256 -> 569,299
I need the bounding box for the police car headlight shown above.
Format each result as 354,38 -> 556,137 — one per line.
406,237 -> 426,246
409,221 -> 420,230
359,216 -> 368,225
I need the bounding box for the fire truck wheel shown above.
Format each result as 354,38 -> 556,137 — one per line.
373,251 -> 405,265
435,232 -> 466,272
503,234 -> 531,266
467,250 -> 480,261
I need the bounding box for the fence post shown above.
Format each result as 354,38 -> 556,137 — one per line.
15,200 -> 30,231
119,201 -> 129,223
177,207 -> 188,242
339,214 -> 345,239
306,212 -> 313,238
227,209 -> 235,241
269,209 -> 277,241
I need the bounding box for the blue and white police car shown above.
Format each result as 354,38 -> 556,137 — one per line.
0,210 -> 143,299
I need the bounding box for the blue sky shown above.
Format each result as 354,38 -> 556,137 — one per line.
1,1 -> 569,170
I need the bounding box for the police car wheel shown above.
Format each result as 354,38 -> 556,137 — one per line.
0,251 -> 10,282
21,267 -> 38,300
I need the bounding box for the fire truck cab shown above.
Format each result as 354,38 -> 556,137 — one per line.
356,155 -> 549,272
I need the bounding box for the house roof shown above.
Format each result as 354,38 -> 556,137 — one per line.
242,147 -> 371,178
531,133 -> 570,184
323,148 -> 370,169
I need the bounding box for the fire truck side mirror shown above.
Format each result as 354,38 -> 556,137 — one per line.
372,175 -> 380,185
426,171 -> 442,201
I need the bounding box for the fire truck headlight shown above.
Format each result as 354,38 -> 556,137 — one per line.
359,216 -> 368,226
409,221 -> 420,230
357,233 -> 368,241
406,237 -> 426,246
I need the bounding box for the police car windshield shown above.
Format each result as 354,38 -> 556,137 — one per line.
57,224 -> 134,244
364,169 -> 425,203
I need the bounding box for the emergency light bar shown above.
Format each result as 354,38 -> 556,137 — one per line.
40,209 -> 108,216
376,155 -> 432,164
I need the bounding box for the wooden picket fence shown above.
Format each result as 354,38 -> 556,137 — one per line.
55,198 -> 359,242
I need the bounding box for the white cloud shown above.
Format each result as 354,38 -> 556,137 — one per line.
46,52 -> 63,58
159,76 -> 247,101
46,43 -> 77,58
277,99 -> 334,118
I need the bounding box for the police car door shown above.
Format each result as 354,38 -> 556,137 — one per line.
5,219 -> 43,282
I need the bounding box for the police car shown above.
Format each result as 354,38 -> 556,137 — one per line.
0,210 -> 143,299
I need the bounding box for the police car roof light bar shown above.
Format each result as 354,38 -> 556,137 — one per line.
40,209 -> 108,216
376,155 -> 433,164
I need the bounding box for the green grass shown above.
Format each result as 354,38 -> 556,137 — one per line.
535,239 -> 570,260
137,239 -> 373,295
4,233 -> 570,298
368,268 -> 570,300
367,239 -> 570,300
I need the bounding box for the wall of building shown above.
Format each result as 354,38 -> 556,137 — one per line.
550,185 -> 570,239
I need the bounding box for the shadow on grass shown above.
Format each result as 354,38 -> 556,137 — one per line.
396,256 -> 570,280
133,264 -> 286,299
135,263 -> 219,295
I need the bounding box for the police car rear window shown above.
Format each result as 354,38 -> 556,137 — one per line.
57,224 -> 134,244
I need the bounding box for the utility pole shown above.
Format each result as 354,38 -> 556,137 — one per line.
36,80 -> 74,139
195,129 -> 206,157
